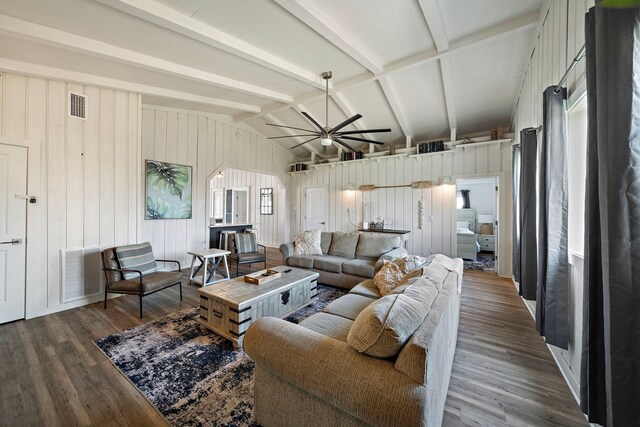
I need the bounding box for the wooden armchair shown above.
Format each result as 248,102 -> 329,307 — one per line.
228,232 -> 267,277
102,242 -> 182,318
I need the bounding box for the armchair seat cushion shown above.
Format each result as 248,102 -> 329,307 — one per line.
286,255 -> 318,269
313,256 -> 344,273
236,252 -> 266,263
342,259 -> 376,278
109,271 -> 182,293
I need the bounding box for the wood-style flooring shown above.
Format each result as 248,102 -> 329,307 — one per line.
0,249 -> 586,426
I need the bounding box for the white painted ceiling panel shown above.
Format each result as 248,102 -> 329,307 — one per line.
311,0 -> 435,65
450,29 -> 535,134
178,0 -> 366,80
438,0 -> 541,41
386,61 -> 450,141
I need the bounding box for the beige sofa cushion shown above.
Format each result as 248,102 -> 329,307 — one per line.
342,258 -> 376,277
349,279 -> 382,299
293,230 -> 323,255
322,294 -> 374,321
286,255 -> 318,269
320,232 -> 333,254
313,256 -> 344,273
355,233 -> 401,260
328,232 -> 360,259
347,277 -> 439,358
299,312 -> 354,342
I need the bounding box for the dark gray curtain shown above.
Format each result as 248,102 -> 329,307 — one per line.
535,87 -> 569,350
460,190 -> 470,209
580,6 -> 640,426
519,128 -> 537,300
512,144 -> 521,282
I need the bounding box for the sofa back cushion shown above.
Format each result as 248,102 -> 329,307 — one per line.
355,233 -> 401,260
114,242 -> 157,280
320,232 -> 333,254
328,232 -> 360,259
347,276 -> 439,358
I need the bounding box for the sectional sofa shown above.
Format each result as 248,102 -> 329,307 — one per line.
280,231 -> 407,288
245,254 -> 463,427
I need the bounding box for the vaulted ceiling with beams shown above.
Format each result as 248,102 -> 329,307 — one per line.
0,0 -> 542,160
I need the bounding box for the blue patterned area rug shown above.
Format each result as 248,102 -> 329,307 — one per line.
463,253 -> 496,272
94,284 -> 346,427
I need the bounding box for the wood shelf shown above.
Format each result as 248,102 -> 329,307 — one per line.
408,150 -> 451,159
451,138 -> 511,149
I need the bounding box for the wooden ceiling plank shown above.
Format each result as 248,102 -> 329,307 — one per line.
378,76 -> 412,138
0,13 -> 292,103
271,0 -> 383,74
0,57 -> 260,112
95,0 -> 327,90
235,10 -> 538,122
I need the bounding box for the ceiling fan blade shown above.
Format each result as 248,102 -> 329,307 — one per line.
334,128 -> 391,135
267,134 -> 319,139
340,135 -> 385,145
291,136 -> 319,149
329,114 -> 362,134
301,112 -> 325,132
333,138 -> 357,152
265,122 -> 317,133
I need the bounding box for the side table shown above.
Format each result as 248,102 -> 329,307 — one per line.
188,248 -> 231,287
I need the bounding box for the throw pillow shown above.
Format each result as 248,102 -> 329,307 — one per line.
395,254 -> 429,272
293,230 -> 323,255
374,260 -> 406,296
115,242 -> 157,280
348,278 -> 438,358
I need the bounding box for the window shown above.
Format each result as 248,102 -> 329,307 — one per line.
567,96 -> 588,256
260,188 -> 273,215
456,191 -> 464,209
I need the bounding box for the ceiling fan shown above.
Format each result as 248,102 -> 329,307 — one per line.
266,71 -> 391,152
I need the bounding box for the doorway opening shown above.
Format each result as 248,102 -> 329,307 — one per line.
455,177 -> 498,273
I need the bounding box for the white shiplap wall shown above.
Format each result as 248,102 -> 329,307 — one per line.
210,168 -> 287,247
512,0 -> 594,398
141,106 -> 293,267
289,140 -> 513,277
0,71 -> 141,316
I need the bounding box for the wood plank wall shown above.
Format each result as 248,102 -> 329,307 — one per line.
289,139 -> 513,277
210,168 -> 287,247
512,0 -> 594,397
140,106 -> 293,268
0,71 -> 140,316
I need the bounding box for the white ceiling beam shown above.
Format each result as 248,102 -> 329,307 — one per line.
0,14 -> 292,103
378,77 -> 412,137
0,58 -> 260,112
235,10 -> 538,122
264,113 -> 322,158
271,0 -> 383,74
95,0 -> 327,90
418,0 -> 457,138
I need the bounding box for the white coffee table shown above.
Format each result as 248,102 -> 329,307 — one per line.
188,248 -> 231,286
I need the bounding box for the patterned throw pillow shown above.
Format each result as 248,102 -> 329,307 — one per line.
115,242 -> 157,280
373,255 -> 430,296
293,230 -> 323,255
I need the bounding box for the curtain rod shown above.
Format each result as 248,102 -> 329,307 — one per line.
553,45 -> 586,94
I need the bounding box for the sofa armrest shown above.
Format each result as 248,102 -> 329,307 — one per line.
279,242 -> 294,261
244,317 -> 426,426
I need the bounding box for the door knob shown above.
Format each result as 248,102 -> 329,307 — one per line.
0,238 -> 22,245
319,222 -> 325,224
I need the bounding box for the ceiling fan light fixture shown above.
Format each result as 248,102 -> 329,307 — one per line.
321,136 -> 332,146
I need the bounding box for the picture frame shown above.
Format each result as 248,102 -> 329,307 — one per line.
145,160 -> 193,220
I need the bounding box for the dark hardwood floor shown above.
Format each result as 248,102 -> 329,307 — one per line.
0,250 -> 586,426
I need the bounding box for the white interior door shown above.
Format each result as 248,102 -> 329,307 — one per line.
235,190 -> 248,224
304,187 -> 327,231
0,144 -> 27,324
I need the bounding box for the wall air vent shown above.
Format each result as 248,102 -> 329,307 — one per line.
69,92 -> 86,120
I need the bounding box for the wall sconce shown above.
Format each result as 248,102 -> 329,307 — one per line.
214,170 -> 224,178
345,183 -> 356,191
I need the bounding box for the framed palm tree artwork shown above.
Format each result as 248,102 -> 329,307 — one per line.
145,160 -> 192,219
